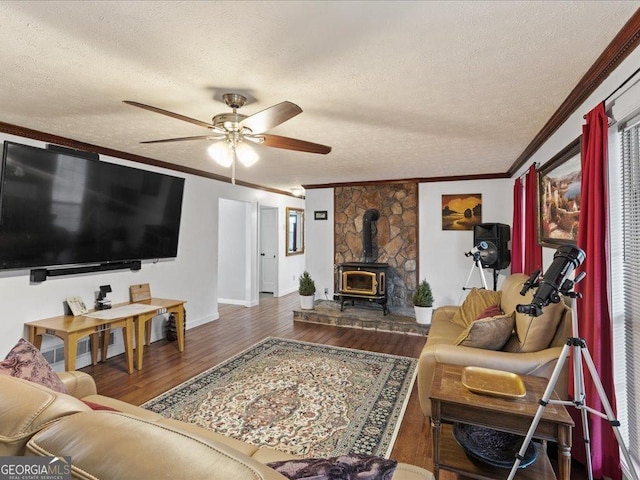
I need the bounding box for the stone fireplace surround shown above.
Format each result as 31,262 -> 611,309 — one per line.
334,183 -> 418,311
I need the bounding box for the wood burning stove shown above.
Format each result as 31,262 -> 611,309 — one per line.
335,262 -> 389,315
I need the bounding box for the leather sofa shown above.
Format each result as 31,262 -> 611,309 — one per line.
0,371 -> 433,480
417,273 -> 572,418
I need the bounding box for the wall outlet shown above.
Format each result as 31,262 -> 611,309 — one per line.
324,288 -> 329,295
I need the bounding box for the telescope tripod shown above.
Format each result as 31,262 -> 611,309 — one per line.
459,254 -> 499,303
507,303 -> 639,480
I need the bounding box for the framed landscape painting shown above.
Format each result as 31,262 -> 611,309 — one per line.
538,138 -> 581,247
442,194 -> 482,230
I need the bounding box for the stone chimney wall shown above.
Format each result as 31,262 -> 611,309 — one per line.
334,183 -> 418,309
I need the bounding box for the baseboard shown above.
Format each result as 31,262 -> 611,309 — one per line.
218,298 -> 254,307
188,312 -> 219,328
278,286 -> 298,297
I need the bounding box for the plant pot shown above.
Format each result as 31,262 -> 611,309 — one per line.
414,305 -> 433,325
300,294 -> 315,310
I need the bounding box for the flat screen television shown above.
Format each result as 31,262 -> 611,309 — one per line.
0,141 -> 185,270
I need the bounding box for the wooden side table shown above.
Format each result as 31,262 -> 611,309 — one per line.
430,363 -> 574,480
133,298 -> 185,370
26,309 -> 135,374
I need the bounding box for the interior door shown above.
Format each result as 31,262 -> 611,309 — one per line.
260,206 -> 278,293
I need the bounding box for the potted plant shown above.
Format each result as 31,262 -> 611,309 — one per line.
412,279 -> 434,324
298,271 -> 316,310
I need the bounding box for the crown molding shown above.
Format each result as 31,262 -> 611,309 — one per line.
303,172 -> 510,190
0,121 -> 300,198
507,9 -> 640,176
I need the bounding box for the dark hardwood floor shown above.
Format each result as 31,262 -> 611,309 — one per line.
81,292 -> 586,480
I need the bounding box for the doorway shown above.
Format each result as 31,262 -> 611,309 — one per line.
217,198 -> 253,306
259,206 -> 278,296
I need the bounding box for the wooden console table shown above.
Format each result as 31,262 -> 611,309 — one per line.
25,298 -> 186,374
430,363 -> 574,480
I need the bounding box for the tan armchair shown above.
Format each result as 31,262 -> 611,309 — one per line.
417,273 -> 572,418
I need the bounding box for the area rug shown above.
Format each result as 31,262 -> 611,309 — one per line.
142,337 -> 417,458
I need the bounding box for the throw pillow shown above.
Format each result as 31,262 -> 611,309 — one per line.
455,314 -> 515,350
81,400 -> 120,412
267,454 -> 397,480
451,288 -> 502,327
0,338 -> 68,394
475,304 -> 503,320
503,299 -> 566,353
500,273 -> 567,353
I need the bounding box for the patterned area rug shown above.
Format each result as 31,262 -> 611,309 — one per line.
142,337 -> 417,457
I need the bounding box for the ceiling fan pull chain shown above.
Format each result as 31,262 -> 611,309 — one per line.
231,144 -> 237,185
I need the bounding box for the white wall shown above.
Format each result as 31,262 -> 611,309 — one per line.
419,179 -> 512,306
279,208 -> 306,297
0,131 -> 304,367
305,188 -> 335,299
218,198 -> 252,305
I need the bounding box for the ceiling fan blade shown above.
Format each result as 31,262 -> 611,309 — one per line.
123,101 -> 215,129
140,135 -> 224,144
259,134 -> 331,154
239,101 -> 302,134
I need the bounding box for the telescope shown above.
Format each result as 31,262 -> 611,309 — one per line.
516,245 -> 586,316
465,241 -> 488,257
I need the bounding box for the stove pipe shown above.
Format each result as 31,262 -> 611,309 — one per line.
362,208 -> 380,263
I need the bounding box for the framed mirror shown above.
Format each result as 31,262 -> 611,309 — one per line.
286,207 -> 305,256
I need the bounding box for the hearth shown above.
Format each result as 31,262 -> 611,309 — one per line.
335,262 -> 389,315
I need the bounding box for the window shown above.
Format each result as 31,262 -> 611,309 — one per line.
611,118 -> 640,471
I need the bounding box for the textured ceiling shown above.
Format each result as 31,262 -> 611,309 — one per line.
0,1 -> 637,193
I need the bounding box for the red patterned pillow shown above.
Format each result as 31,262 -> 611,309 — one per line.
0,338 -> 68,393
451,288 -> 502,327
475,304 -> 503,320
82,400 -> 120,411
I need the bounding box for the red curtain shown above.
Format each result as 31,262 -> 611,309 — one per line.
573,102 -> 620,479
523,165 -> 542,275
511,178 -> 524,273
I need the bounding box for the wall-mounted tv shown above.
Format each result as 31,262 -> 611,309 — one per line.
0,141 -> 185,270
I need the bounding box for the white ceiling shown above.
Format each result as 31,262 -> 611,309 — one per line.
0,1 -> 638,194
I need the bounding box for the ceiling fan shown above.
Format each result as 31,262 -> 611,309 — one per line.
123,93 -> 331,184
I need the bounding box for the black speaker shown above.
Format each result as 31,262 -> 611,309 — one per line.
473,223 -> 511,270
30,268 -> 48,283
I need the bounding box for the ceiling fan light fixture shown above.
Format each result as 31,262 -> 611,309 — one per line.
125,94 -> 331,180
235,141 -> 259,167
208,141 -> 233,167
244,135 -> 264,145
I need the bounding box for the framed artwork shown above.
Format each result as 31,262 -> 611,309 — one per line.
442,194 -> 482,230
314,210 -> 328,220
65,296 -> 88,316
538,138 -> 581,247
